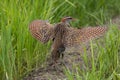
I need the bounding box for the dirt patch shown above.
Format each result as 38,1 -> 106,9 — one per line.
23,41 -> 98,80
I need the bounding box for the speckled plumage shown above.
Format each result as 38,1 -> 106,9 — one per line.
29,20 -> 108,47
29,20 -> 54,43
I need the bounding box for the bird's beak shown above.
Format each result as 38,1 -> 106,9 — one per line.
72,18 -> 78,21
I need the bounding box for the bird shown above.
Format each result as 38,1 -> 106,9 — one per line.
29,17 -> 120,64
29,17 -> 108,47
50,17 -> 76,64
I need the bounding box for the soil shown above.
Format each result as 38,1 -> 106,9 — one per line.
23,16 -> 120,80
23,45 -> 94,80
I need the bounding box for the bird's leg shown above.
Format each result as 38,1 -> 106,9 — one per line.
48,49 -> 60,66
49,52 -> 63,71
58,44 -> 65,58
61,52 -> 64,59
57,44 -> 65,64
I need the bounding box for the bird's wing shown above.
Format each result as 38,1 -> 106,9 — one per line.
63,26 -> 108,47
29,20 -> 54,43
29,20 -> 108,47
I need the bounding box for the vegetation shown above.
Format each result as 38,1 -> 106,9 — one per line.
65,26 -> 120,80
0,0 -> 120,80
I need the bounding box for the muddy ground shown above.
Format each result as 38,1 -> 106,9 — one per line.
23,16 -> 120,80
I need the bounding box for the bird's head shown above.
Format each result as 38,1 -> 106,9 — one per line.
61,17 -> 76,23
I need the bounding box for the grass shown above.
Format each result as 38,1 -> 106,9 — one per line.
0,0 -> 120,80
64,25 -> 120,80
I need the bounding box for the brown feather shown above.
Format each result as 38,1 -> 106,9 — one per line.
29,20 -> 109,47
